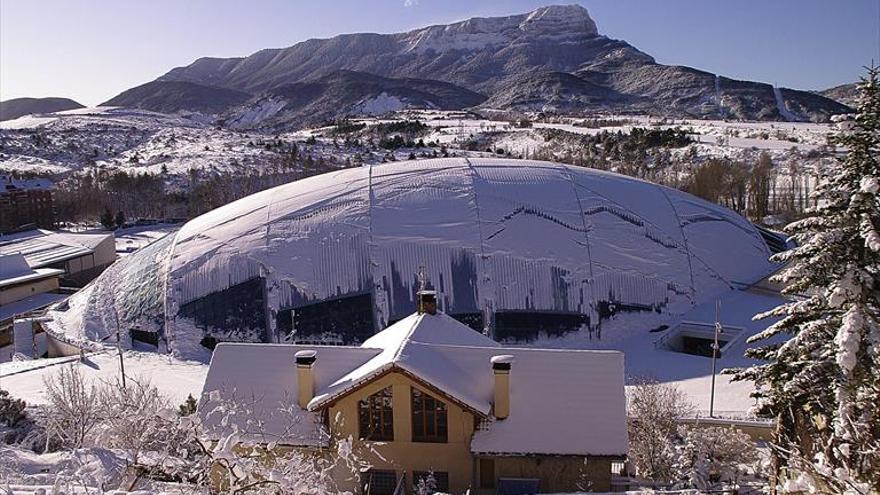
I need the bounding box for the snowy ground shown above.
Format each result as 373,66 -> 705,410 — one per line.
0,446 -> 197,494
0,107 -> 840,186
0,350 -> 208,407
390,110 -> 836,154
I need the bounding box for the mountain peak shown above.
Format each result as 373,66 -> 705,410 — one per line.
520,5 -> 598,36
400,4 -> 599,54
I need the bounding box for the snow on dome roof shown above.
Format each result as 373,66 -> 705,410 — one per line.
48,158 -> 775,359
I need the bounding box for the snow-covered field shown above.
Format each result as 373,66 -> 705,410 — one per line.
0,107 -> 840,188
0,351 -> 208,406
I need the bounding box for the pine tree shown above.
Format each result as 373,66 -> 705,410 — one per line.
736,67 -> 880,493
100,207 -> 115,230
177,393 -> 198,417
114,210 -> 126,229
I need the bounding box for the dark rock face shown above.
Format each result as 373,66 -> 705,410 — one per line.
100,81 -> 252,115
105,4 -> 851,126
0,97 -> 84,121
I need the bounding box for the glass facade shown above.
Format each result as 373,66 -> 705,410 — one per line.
277,292 -> 374,344
493,311 -> 588,342
178,277 -> 267,344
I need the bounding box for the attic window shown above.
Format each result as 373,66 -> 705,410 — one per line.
411,387 -> 448,443
358,387 -> 394,441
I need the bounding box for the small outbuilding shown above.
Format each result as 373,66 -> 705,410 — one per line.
0,253 -> 65,360
0,229 -> 116,286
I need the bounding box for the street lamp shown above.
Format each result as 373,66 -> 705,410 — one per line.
709,299 -> 723,418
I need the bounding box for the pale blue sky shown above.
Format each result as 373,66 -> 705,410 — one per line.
1,0 -> 876,106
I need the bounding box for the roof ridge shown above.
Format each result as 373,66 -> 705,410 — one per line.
391,312 -> 424,362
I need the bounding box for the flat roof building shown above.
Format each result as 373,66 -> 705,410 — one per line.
0,229 -> 115,286
0,253 -> 65,361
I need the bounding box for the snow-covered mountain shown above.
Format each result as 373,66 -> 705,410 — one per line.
0,97 -> 84,121
102,4 -> 850,127
819,82 -> 859,108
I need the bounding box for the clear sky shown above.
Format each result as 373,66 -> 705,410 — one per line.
1,0 -> 877,106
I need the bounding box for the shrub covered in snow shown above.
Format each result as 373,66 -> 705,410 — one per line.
4,364 -> 371,494
0,388 -> 27,427
42,366 -> 102,449
178,394 -> 198,417
626,377 -> 694,486
671,425 -> 762,491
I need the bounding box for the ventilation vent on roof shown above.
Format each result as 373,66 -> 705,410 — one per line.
655,322 -> 744,358
755,225 -> 790,254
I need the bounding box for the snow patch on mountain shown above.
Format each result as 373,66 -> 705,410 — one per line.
774,86 -> 801,122
354,93 -> 414,115
225,97 -> 287,129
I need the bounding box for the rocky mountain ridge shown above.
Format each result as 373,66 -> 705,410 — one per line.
0,97 -> 85,121
103,4 -> 852,127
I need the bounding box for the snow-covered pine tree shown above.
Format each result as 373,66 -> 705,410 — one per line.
736,67 -> 880,493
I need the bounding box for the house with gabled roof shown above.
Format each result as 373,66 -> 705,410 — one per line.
199,292 -> 628,494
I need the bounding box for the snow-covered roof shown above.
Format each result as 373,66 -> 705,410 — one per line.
201,311 -> 628,456
200,343 -> 379,446
47,158 -> 778,365
0,292 -> 67,321
0,253 -> 63,289
469,346 -> 627,456
0,230 -> 112,269
309,312 -> 501,414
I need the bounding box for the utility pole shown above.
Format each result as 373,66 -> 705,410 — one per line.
709,299 -> 722,418
117,327 -> 126,389
103,283 -> 126,389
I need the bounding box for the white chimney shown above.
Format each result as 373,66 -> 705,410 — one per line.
490,355 -> 514,419
295,350 -> 317,409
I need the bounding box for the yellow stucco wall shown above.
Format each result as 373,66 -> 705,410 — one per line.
327,371 -> 477,494
479,456 -> 612,493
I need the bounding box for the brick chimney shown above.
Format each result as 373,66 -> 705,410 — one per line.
490,355 -> 514,419
295,350 -> 317,409
417,289 -> 437,315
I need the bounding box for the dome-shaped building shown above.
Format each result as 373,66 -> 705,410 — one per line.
50,158 -> 781,359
